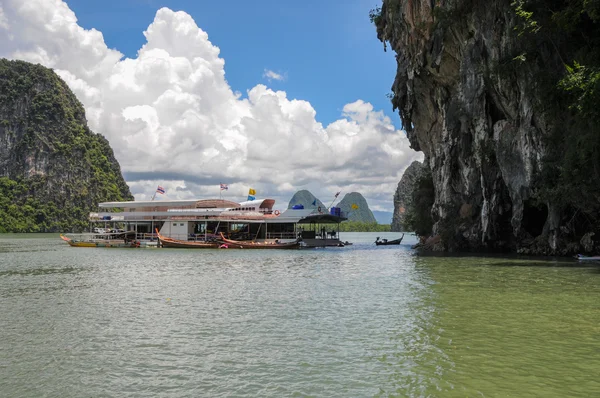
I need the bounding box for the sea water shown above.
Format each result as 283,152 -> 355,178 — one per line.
1,233 -> 599,397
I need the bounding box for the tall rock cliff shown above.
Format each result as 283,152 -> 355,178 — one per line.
375,0 -> 600,254
337,192 -> 377,223
392,161 -> 426,231
0,59 -> 133,232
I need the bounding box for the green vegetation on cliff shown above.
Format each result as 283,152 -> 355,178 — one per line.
513,1 -> 600,237
0,59 -> 133,232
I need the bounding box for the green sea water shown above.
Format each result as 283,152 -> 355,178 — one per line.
1,233 -> 599,397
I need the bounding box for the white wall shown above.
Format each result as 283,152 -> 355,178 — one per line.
159,221 -> 191,239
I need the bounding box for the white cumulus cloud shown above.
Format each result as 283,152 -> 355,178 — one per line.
0,0 -> 422,212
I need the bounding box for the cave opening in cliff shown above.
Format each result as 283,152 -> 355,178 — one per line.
522,199 -> 548,237
486,93 -> 506,126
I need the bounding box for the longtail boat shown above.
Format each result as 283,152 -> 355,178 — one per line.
60,232 -> 141,248
375,233 -> 404,246
219,233 -> 301,249
156,229 -> 219,249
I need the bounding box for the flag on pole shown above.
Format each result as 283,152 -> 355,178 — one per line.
156,185 -> 165,195
334,191 -> 341,198
220,183 -> 228,191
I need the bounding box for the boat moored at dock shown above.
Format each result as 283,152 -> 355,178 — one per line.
156,229 -> 220,248
218,233 -> 301,249
60,231 -> 141,248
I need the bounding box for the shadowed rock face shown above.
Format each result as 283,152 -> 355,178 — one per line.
375,0 -> 568,253
392,161 -> 426,232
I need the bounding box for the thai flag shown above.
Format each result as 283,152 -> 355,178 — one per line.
220,183 -> 228,191
156,185 -> 165,194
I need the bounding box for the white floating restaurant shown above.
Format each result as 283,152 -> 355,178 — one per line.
89,197 -> 349,247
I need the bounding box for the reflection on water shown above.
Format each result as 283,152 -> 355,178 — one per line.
1,233 -> 599,397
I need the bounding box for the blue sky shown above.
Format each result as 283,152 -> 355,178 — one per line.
2,0 -> 422,214
64,0 -> 398,127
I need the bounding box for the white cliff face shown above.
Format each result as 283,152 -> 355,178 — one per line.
377,1 -> 566,253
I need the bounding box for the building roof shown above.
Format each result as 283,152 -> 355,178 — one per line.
99,199 -> 197,208
99,198 -> 242,209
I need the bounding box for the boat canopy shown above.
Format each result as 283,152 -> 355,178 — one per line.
99,199 -> 199,208
297,214 -> 348,224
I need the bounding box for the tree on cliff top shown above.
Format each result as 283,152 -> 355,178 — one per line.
514,1 -> 600,233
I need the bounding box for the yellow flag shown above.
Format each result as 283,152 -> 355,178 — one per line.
249,188 -> 256,195
351,203 -> 359,210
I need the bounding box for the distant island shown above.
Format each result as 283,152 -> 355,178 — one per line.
287,189 -> 391,232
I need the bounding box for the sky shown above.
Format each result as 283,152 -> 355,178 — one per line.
0,0 -> 423,212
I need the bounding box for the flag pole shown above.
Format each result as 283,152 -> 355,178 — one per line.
151,190 -> 156,201
327,191 -> 341,210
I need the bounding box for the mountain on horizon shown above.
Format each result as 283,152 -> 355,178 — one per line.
288,190 -> 384,223
287,190 -> 326,211
335,192 -> 377,223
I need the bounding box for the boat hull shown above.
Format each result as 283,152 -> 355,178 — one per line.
375,240 -> 402,246
60,235 -> 140,248
219,233 -> 300,249
156,230 -> 219,248
159,238 -> 220,249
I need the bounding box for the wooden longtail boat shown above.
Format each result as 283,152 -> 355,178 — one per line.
375,233 -> 404,246
219,233 -> 301,249
60,233 -> 141,248
156,229 -> 219,249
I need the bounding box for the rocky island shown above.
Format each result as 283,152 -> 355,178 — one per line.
0,59 -> 132,232
375,0 -> 600,255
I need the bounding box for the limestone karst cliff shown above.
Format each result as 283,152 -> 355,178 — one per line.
336,192 -> 377,223
288,190 -> 377,223
0,59 -> 133,232
392,161 -> 426,232
287,190 -> 326,211
375,1 -> 600,254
